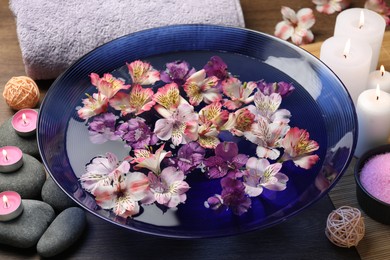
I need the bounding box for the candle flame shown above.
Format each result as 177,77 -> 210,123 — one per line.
343,39 -> 351,59
22,113 -> 27,125
2,195 -> 9,208
359,10 -> 364,29
376,84 -> 381,100
380,65 -> 385,77
2,149 -> 7,161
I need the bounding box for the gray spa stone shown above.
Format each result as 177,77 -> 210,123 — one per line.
0,153 -> 46,199
37,207 -> 87,257
41,176 -> 77,212
0,113 -> 40,159
0,200 -> 55,248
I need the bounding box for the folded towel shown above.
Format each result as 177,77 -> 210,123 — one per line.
9,0 -> 245,80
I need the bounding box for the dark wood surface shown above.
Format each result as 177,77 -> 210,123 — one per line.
0,0 -> 375,259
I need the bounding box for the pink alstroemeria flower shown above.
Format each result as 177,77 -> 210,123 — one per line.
197,123 -> 220,149
127,60 -> 160,85
154,103 -> 199,146
243,157 -> 289,197
109,84 -> 155,116
198,102 -> 229,129
153,83 -> 186,113
132,145 -> 172,174
281,127 -> 320,169
312,0 -> 351,14
183,69 -> 221,106
90,73 -> 130,99
222,78 -> 257,110
365,0 -> 390,25
222,107 -> 256,137
144,167 -> 190,208
78,93 -> 108,120
275,7 -> 316,45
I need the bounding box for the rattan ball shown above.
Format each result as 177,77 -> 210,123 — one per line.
325,206 -> 365,248
3,76 -> 40,110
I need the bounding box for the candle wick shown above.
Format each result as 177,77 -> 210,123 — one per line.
4,201 -> 9,209
359,24 -> 363,29
343,54 -> 347,59
377,96 -> 379,100
381,71 -> 385,77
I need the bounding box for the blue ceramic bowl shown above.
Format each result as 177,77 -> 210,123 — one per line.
38,24 -> 357,238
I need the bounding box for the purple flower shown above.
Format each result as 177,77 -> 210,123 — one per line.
257,80 -> 295,97
220,177 -> 251,216
88,113 -> 120,144
115,118 -> 158,149
166,142 -> 205,174
204,142 -> 248,179
160,60 -> 196,85
204,194 -> 227,213
203,56 -> 229,80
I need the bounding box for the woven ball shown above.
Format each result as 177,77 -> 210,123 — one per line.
325,206 -> 365,248
3,76 -> 40,110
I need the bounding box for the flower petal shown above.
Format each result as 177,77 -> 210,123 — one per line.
297,8 -> 315,29
275,21 -> 294,40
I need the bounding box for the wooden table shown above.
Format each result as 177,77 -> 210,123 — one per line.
0,1 -> 389,259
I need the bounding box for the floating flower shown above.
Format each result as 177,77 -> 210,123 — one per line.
281,127 -> 320,169
312,0 -> 351,14
127,60 -> 160,85
166,142 -> 205,173
204,142 -> 248,179
204,194 -> 226,212
222,107 -> 255,137
115,118 -> 158,149
132,145 -> 172,174
197,123 -> 220,149
160,60 -> 196,85
88,112 -> 120,144
365,0 -> 390,25
154,103 -> 199,146
78,93 -> 108,120
90,73 -> 130,99
93,170 -> 149,218
153,83 -> 184,113
245,116 -> 290,160
243,157 -> 289,197
109,84 -> 155,116
222,79 -> 257,110
183,69 -> 221,106
145,167 -> 190,208
257,80 -> 295,97
220,177 -> 251,216
250,91 -> 291,123
203,56 -> 229,80
275,7 -> 315,45
198,102 -> 229,129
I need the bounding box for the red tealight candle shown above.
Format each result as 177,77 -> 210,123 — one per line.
0,191 -> 24,221
0,146 -> 23,173
11,109 -> 38,137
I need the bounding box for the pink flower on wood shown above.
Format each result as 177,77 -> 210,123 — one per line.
365,0 -> 390,25
275,7 -> 316,45
312,0 -> 351,14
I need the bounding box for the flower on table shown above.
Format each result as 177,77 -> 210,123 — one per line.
281,127 -> 320,169
90,73 -> 130,99
115,117 -> 158,149
144,167 -> 190,208
204,142 -> 248,179
88,112 -> 120,144
127,60 -> 160,85
222,79 -> 257,110
166,142 -> 205,174
109,84 -> 155,116
243,157 -> 289,197
203,56 -> 229,80
312,0 -> 351,14
275,6 -> 315,45
183,69 -> 221,106
256,80 -> 295,98
78,93 -> 108,120
365,0 -> 390,25
160,60 -> 196,85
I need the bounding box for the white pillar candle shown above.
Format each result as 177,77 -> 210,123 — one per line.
334,8 -> 386,72
320,36 -> 372,104
354,85 -> 390,157
367,65 -> 390,93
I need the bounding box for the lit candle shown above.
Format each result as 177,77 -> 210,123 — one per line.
11,109 -> 38,137
334,8 -> 386,72
367,65 -> 390,93
320,36 -> 372,104
355,85 -> 390,157
0,191 -> 24,221
0,146 -> 23,173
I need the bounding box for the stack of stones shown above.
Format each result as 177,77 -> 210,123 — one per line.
0,110 -> 87,257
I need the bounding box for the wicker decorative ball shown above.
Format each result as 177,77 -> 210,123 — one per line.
3,76 -> 40,110
325,206 -> 365,248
